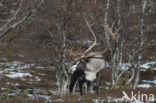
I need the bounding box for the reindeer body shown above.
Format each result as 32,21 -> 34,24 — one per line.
69,54 -> 105,95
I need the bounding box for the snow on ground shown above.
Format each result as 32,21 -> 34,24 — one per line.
142,80 -> 156,85
0,61 -> 44,79
5,72 -> 32,78
0,61 -> 42,81
119,62 -> 132,70
17,63 -> 35,70
0,70 -> 4,74
137,79 -> 156,88
141,62 -> 156,69
28,94 -> 52,102
0,60 -> 52,101
137,84 -> 152,88
136,80 -> 156,89
35,66 -> 45,69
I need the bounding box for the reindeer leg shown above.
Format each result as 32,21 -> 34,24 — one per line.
78,76 -> 86,95
69,69 -> 84,94
69,76 -> 78,94
94,72 -> 102,95
86,81 -> 91,94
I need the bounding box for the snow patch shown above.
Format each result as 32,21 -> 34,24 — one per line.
35,76 -> 41,81
35,66 -> 45,69
142,80 -> 156,85
17,64 -> 35,70
119,63 -> 132,70
153,68 -> 156,71
0,71 -> 4,74
141,61 -> 156,69
137,84 -> 152,88
5,72 -> 32,78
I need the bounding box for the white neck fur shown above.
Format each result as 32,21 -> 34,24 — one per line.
85,54 -> 105,81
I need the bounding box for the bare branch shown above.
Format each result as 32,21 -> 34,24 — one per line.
102,22 -> 121,40
0,0 -> 44,40
0,0 -> 23,32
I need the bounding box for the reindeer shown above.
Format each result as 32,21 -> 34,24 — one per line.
69,17 -> 121,95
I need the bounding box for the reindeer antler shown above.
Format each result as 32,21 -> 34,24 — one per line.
79,22 -> 122,59
70,17 -> 122,61
82,17 -> 97,55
